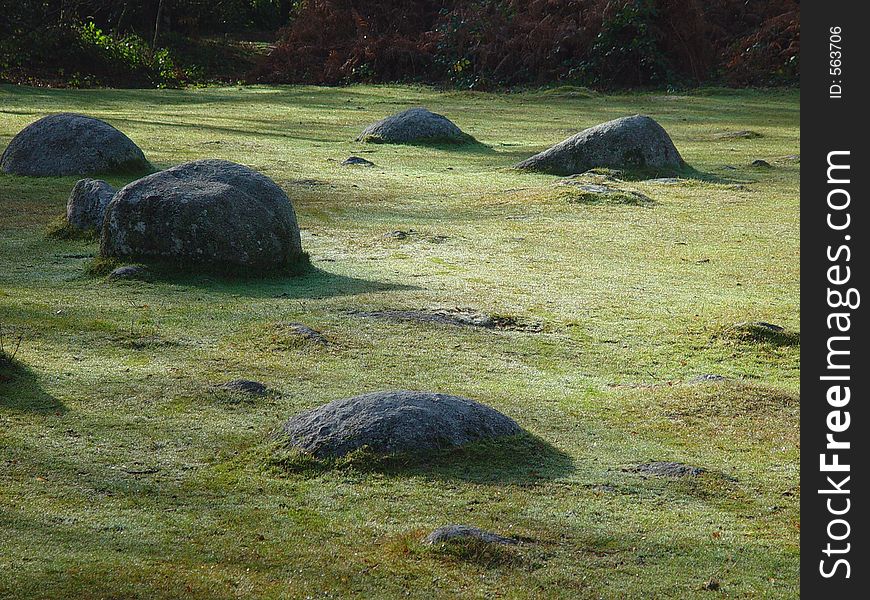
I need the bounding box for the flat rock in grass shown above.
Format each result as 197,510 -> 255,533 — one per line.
554,180 -> 652,205
221,379 -> 268,395
341,156 -> 375,167
67,179 -> 116,231
515,115 -> 684,176
100,159 -> 305,271
1,113 -> 150,176
719,321 -> 797,346
630,462 -> 704,477
281,390 -> 522,458
714,130 -> 762,139
285,322 -> 329,345
349,308 -> 541,332
424,525 -> 519,546
357,108 -> 475,145
108,265 -> 148,280
645,177 -> 683,185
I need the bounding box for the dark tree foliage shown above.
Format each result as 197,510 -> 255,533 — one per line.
254,0 -> 799,88
1,0 -> 798,88
0,1 -> 295,86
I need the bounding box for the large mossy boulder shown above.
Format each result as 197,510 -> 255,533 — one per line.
357,108 -> 475,145
281,390 -> 522,458
100,159 -> 305,272
515,115 -> 684,176
0,113 -> 150,176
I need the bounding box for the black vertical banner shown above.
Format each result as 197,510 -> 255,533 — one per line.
802,2 -> 868,596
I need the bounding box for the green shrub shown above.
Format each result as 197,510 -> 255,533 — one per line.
74,22 -> 183,88
573,0 -> 674,88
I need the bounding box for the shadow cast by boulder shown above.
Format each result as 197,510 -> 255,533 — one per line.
90,261 -> 420,300
0,359 -> 66,414
264,432 -> 574,485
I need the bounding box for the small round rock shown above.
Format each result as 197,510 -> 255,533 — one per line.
424,525 -> 519,546
221,379 -> 268,395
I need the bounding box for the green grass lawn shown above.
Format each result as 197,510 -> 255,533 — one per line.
0,84 -> 799,599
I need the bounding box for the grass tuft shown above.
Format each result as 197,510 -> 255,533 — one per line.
45,216 -> 99,241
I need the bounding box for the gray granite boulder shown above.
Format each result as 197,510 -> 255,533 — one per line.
100,159 -> 304,271
1,113 -> 150,176
357,108 -> 475,145
281,390 -> 522,458
66,179 -> 116,231
515,115 -> 684,176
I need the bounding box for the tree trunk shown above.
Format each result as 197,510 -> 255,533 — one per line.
152,0 -> 165,47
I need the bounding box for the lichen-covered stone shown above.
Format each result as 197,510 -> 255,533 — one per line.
66,179 -> 116,231
515,115 -> 684,176
357,108 -> 475,145
281,390 -> 522,458
1,113 -> 150,176
100,159 -> 304,271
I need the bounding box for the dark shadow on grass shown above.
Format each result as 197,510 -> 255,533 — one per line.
360,136 -> 496,155
0,359 -> 66,414
505,161 -> 743,184
265,432 -> 574,485
87,257 -> 419,300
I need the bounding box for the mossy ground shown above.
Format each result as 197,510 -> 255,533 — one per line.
0,84 -> 799,599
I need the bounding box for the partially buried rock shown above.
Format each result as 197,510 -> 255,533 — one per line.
349,308 -> 541,332
222,379 -> 268,395
630,461 -> 704,477
1,113 -> 150,176
100,159 -> 305,272
67,179 -> 116,231
357,108 -> 475,145
281,390 -> 522,458
285,322 -> 329,345
424,525 -> 519,546
515,115 -> 685,176
555,180 -> 652,205
341,156 -> 375,167
750,159 -> 772,168
714,130 -> 762,140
